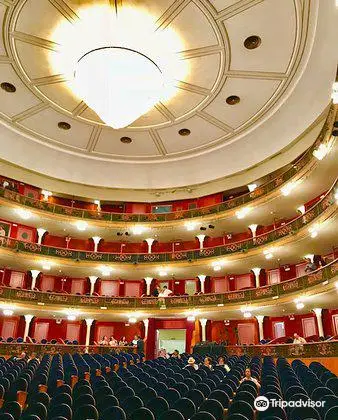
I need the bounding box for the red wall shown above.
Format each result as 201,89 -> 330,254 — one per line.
208,319 -> 259,345
93,321 -> 144,344
263,313 -> 318,340
31,318 -> 86,343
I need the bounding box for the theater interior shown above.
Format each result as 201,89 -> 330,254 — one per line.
0,0 -> 337,419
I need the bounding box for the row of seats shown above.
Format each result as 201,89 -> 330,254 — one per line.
0,351 -> 337,419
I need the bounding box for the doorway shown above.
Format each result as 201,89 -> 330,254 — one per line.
156,329 -> 186,356
273,321 -> 286,339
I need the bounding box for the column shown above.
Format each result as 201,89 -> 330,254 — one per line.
144,277 -> 153,295
36,228 -> 47,245
252,267 -> 261,288
196,235 -> 206,250
30,270 -> 40,290
200,318 -> 207,342
248,224 -> 258,242
145,238 -> 155,254
313,308 -> 324,337
91,236 -> 102,253
85,318 -> 94,349
88,276 -> 98,295
143,319 -> 149,340
197,275 -> 206,293
23,314 -> 34,342
255,315 -> 265,342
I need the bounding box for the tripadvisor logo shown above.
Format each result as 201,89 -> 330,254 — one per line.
254,396 -> 325,411
254,396 -> 269,411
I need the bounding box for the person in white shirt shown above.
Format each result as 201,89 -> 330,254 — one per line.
240,368 -> 261,389
184,357 -> 199,370
293,333 -> 307,344
217,356 -> 231,372
158,285 -> 173,297
293,332 -> 307,355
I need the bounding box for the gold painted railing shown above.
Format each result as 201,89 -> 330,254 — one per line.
0,178 -> 336,264
0,343 -> 136,357
0,259 -> 337,309
0,105 -> 336,223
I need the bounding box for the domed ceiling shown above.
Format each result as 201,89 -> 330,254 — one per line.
0,0 -> 336,193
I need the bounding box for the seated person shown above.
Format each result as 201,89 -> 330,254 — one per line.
184,356 -> 199,370
158,348 -> 169,359
158,285 -> 173,297
203,356 -> 214,370
304,257 -> 317,272
152,285 -> 160,297
240,367 -> 261,389
293,333 -> 306,344
171,349 -> 181,359
217,356 -> 231,372
119,336 -> 128,346
109,336 -> 118,346
98,335 -> 109,346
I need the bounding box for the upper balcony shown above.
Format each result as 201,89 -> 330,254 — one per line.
0,105 -> 336,227
0,178 -> 336,267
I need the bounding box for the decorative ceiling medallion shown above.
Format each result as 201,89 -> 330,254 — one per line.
244,35 -> 262,50
226,95 -> 240,105
1,82 -> 16,93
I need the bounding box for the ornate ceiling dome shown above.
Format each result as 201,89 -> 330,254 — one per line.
0,0 -> 336,194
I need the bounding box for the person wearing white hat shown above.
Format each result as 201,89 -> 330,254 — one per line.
184,356 -> 199,370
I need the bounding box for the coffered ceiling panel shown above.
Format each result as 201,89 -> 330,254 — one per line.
18,107 -> 92,150
161,89 -> 206,118
94,128 -> 160,156
166,2 -> 219,50
15,0 -> 72,43
183,53 -> 222,90
223,0 -> 297,73
0,5 -> 6,56
204,78 -> 282,129
0,63 -> 41,118
158,115 -> 228,154
14,41 -> 57,80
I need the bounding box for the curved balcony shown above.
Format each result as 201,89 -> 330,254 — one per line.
0,179 -> 336,264
0,105 -> 336,225
0,258 -> 337,310
0,341 -> 337,358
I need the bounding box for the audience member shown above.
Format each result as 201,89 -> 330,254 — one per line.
203,356 -> 213,370
304,257 -> 317,272
119,336 -> 128,346
109,336 -> 118,347
216,356 -> 230,372
293,332 -> 306,344
158,348 -> 169,359
98,336 -> 109,346
184,357 -> 199,370
240,367 -> 261,389
152,285 -> 160,297
171,350 -> 181,359
159,285 -> 173,297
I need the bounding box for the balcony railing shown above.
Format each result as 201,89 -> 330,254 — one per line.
0,105 -> 335,223
0,340 -> 337,359
0,258 -> 336,309
225,341 -> 338,358
0,343 -> 136,357
0,178 -> 336,264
